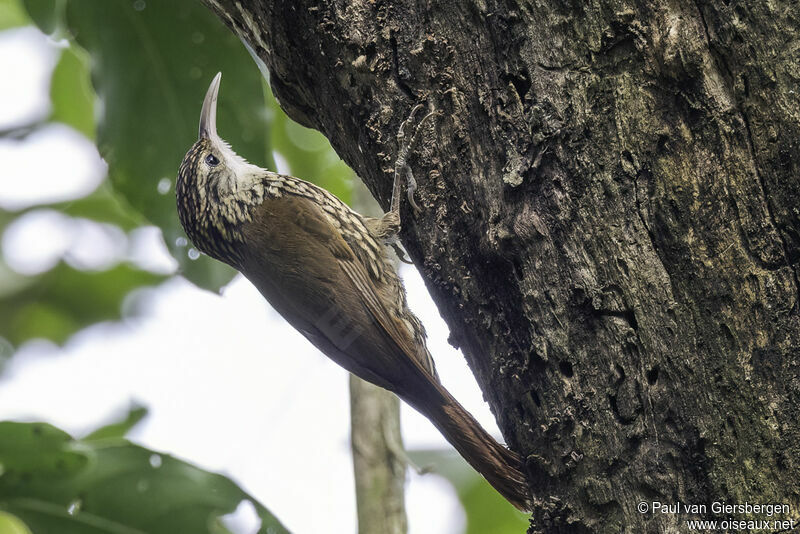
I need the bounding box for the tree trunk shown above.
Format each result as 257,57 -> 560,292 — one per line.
204,0 -> 800,531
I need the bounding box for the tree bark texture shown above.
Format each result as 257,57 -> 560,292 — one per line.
204,0 -> 800,531
350,372 -> 408,534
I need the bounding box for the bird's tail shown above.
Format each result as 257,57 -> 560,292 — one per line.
414,383 -> 532,512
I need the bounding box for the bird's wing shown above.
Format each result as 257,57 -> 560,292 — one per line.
287,195 -> 437,383
277,176 -> 388,284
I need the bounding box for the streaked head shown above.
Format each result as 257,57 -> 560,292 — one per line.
177,73 -> 259,202
176,72 -> 259,265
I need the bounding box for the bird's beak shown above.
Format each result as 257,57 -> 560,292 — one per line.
199,72 -> 222,140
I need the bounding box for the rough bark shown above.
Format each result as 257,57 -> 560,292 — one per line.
204,0 -> 800,531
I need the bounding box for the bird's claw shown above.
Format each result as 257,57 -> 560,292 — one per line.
391,104 -> 438,216
392,243 -> 414,264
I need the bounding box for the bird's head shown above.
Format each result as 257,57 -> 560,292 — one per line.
176,72 -> 260,265
177,72 -> 259,202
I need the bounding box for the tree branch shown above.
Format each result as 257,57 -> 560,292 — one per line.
350,376 -> 407,534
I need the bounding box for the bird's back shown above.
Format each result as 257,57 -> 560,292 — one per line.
237,178 -> 438,387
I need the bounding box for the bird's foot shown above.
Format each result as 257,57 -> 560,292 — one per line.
391,104 -> 438,217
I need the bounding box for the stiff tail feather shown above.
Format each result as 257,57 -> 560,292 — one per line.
421,384 -> 532,512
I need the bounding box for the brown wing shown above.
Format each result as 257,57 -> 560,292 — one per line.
241,194 -> 436,394
269,175 -> 388,283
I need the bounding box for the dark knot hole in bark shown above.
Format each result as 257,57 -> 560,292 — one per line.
646,366 -> 660,385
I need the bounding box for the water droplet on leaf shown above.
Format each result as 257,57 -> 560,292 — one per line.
157,178 -> 171,194
67,499 -> 81,515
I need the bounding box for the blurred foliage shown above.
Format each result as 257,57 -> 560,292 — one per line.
411,449 -> 530,534
82,403 -> 148,442
0,413 -> 289,534
17,0 -> 59,34
0,0 -> 26,29
0,261 -> 166,346
50,45 -> 94,140
0,511 -> 33,534
50,182 -> 145,232
0,0 -> 357,352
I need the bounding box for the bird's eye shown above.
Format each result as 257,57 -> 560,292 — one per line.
205,154 -> 219,166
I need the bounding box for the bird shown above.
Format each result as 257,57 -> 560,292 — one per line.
176,72 -> 532,511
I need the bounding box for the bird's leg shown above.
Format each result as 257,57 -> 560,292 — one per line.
367,104 -> 437,264
390,103 -> 438,218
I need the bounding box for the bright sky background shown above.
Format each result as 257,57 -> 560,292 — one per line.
0,26 -> 505,534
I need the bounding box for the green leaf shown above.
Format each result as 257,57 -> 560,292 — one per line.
0,0 -> 31,30
0,423 -> 88,476
19,0 -> 61,34
0,262 -> 167,346
50,45 -> 95,140
0,421 -> 289,534
83,405 -> 148,442
410,448 -> 529,534
57,0 -> 268,292
0,511 -> 33,534
49,182 -> 146,232
0,254 -> 28,299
